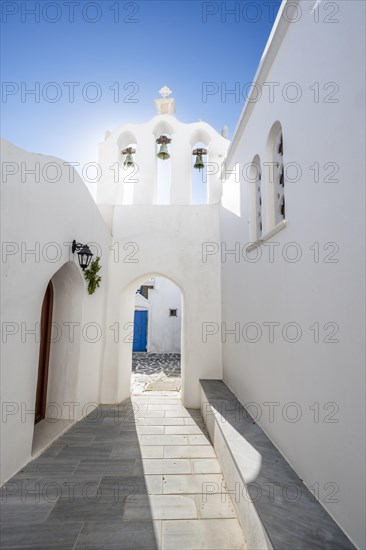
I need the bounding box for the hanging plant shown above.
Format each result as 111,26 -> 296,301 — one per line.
84,256 -> 102,295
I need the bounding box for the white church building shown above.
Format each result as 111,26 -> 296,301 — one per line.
1,1 -> 365,548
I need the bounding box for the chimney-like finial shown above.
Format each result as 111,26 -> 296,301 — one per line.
155,85 -> 176,115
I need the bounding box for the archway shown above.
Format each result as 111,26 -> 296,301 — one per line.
191,140 -> 209,204
115,272 -> 185,402
32,261 -> 84,455
131,276 -> 182,394
34,281 -> 54,424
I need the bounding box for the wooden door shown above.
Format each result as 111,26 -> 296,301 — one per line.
35,281 -> 54,424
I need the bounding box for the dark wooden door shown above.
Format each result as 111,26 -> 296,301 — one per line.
35,281 -> 54,424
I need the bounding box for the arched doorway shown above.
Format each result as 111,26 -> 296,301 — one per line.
131,276 -> 182,395
34,281 -> 54,424
32,261 -> 84,455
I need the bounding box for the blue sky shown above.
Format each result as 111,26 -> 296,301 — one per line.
1,0 -> 281,194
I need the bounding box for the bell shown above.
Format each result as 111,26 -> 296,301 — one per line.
157,144 -> 170,160
123,153 -> 134,168
194,154 -> 205,171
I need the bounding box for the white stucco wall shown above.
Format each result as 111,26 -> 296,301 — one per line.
147,277 -> 182,353
98,111 -> 228,407
97,114 -> 229,206
219,1 -> 365,548
1,139 -> 111,484
100,204 -> 222,409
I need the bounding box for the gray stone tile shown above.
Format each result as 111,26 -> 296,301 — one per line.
54,446 -> 112,461
184,417 -> 205,426
74,459 -> 135,475
145,476 -> 163,495
57,434 -> 96,445
163,474 -> 227,494
0,500 -> 55,523
47,496 -> 126,522
148,404 -> 186,411
134,398 -> 181,405
187,434 -> 211,445
140,446 -> 164,459
0,388 -> 249,550
164,425 -> 203,435
136,426 -> 165,435
109,444 -> 165,460
133,459 -> 191,475
109,445 -> 142,460
190,458 -> 222,474
144,418 -> 185,426
0,522 -> 83,549
1,476 -> 103,502
164,446 -> 216,459
124,494 -> 198,520
97,475 -> 149,498
91,435 -> 139,447
161,518 -> 246,549
17,459 -> 80,477
75,520 -> 158,549
164,410 -> 191,418
135,410 -> 166,418
195,493 -> 237,519
140,435 -> 188,446
69,426 -> 120,437
38,444 -> 66,458
97,432 -> 139,443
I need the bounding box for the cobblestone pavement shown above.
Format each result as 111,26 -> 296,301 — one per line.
0,396 -> 246,549
131,353 -> 181,395
132,353 -> 181,376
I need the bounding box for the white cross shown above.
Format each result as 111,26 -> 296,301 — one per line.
159,85 -> 172,98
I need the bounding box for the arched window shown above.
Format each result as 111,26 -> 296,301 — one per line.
153,121 -> 174,205
191,140 -> 208,204
116,131 -> 138,205
273,126 -> 285,224
266,122 -> 285,228
253,156 -> 262,239
156,133 -> 172,205
247,155 -> 262,241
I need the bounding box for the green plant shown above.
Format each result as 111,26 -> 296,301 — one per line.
84,256 -> 102,295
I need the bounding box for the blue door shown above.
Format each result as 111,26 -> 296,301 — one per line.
133,310 -> 148,351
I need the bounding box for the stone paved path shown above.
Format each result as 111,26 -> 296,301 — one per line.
0,394 -> 247,549
132,353 -> 181,394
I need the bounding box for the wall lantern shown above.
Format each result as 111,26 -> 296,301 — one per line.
72,240 -> 93,271
156,135 -> 171,160
193,148 -> 207,171
122,146 -> 136,168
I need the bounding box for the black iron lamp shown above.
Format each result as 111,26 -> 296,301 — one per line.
156,135 -> 171,160
72,240 -> 93,271
193,148 -> 208,171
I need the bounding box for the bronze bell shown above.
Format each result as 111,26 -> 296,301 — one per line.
157,143 -> 170,160
122,146 -> 136,168
193,148 -> 207,171
156,135 -> 172,160
194,154 -> 205,171
123,153 -> 134,168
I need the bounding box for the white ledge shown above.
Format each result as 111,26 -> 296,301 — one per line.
246,219 -> 287,252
